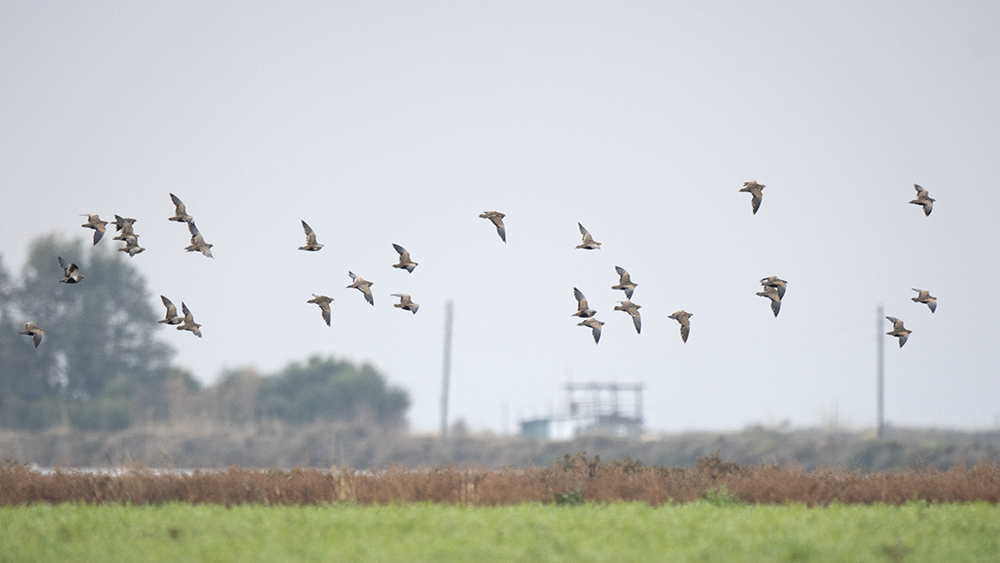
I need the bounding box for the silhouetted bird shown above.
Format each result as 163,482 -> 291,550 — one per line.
112,215 -> 137,240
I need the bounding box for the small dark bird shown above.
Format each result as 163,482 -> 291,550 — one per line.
391,293 -> 420,314
391,244 -> 417,273
169,193 -> 193,222
909,184 -> 934,216
57,256 -> 83,284
739,181 -> 765,215
299,220 -> 324,251
479,211 -> 506,243
886,316 -> 911,347
347,272 -> 374,306
19,322 -> 43,348
80,214 -> 108,245
307,294 -> 334,326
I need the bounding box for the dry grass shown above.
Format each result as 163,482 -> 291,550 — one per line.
2,453 -> 999,507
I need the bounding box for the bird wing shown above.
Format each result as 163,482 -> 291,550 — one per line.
392,243 -> 406,256
181,302 -> 192,317
774,284 -> 786,299
187,220 -> 201,237
751,194 -> 762,215
898,332 -> 908,347
573,287 -> 586,304
364,290 -> 374,306
770,298 -> 781,317
58,256 -> 68,270
679,323 -> 690,343
632,314 -> 641,335
495,223 -> 506,242
301,220 -> 314,236
591,323 -> 602,344
615,266 -> 630,281
578,222 -> 589,236
321,307 -> 331,326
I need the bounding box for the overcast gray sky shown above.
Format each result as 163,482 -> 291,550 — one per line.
2,1 -> 999,434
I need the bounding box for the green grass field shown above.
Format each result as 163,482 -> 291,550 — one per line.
2,502 -> 998,562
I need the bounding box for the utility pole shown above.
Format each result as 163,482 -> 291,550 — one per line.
876,304 -> 885,439
440,301 -> 454,439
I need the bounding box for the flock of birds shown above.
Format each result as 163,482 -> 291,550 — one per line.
17,183 -> 939,350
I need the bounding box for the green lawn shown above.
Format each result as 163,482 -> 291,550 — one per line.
2,502 -> 998,562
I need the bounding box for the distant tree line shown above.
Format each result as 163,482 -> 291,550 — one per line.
0,234 -> 409,432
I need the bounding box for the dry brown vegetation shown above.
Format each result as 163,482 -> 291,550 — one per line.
2,453 -> 999,507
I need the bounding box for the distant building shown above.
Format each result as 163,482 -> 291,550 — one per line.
519,382 -> 644,440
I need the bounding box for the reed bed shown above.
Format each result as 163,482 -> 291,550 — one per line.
2,454 -> 998,507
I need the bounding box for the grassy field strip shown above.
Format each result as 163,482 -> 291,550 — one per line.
2,502 -> 998,562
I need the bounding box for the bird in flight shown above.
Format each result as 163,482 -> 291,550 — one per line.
760,276 -> 788,299
479,211 -> 506,243
169,193 -> 193,222
739,181 -> 765,215
391,293 -> 420,314
57,256 -> 83,284
19,322 -> 43,348
185,220 -> 214,258
578,317 -> 605,344
307,294 -> 334,326
571,287 -> 596,318
177,302 -> 202,337
909,184 -> 935,216
576,223 -> 601,250
756,285 -> 782,317
347,272 -> 375,306
158,296 -> 183,325
614,300 -> 642,334
391,244 -> 418,273
80,214 -> 108,245
668,310 -> 693,343
886,316 -> 911,347
911,288 -> 937,313
612,266 -> 637,299
299,220 -> 324,251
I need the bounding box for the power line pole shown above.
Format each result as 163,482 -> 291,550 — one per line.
440,301 -> 454,439
876,304 -> 885,439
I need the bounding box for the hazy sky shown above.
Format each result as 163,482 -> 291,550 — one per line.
2,1 -> 999,434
